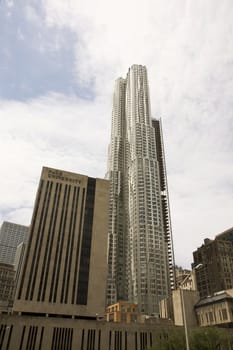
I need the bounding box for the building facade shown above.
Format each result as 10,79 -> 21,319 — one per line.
0,314 -> 174,350
106,301 -> 139,323
195,289 -> 233,327
106,65 -> 175,315
0,222 -> 28,265
13,167 -> 109,318
193,237 -> 233,298
0,263 -> 15,312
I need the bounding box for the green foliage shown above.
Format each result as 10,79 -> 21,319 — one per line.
190,327 -> 230,350
150,327 -> 233,350
151,328 -> 186,350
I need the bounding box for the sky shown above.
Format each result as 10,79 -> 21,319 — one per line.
0,0 -> 232,268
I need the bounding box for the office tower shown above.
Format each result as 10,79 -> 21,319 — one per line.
0,263 -> 15,311
106,64 -> 175,315
193,235 -> 233,298
14,167 -> 109,318
0,221 -> 28,265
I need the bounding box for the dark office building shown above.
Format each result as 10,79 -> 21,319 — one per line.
193,233 -> 233,298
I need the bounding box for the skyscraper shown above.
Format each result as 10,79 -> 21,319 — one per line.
0,221 -> 28,265
14,167 -> 109,318
106,65 -> 175,315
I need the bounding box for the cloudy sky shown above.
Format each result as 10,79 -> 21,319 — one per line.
0,0 -> 232,268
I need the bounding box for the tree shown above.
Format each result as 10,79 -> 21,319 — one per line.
150,327 -> 233,350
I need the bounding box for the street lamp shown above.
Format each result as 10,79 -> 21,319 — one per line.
180,263 -> 203,350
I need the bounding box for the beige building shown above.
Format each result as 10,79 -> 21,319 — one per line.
0,313 -> 175,350
106,301 -> 140,323
159,289 -> 200,327
195,289 -> 233,327
172,289 -> 200,327
13,167 -> 109,319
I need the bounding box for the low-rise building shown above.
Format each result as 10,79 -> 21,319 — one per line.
195,289 -> 233,327
106,301 -> 140,323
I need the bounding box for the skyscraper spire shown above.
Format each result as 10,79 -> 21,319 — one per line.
106,64 -> 175,315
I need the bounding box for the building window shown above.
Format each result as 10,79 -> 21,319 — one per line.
222,308 -> 228,320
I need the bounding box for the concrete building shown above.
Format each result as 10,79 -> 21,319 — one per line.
106,64 -> 175,316
0,313 -> 175,350
0,222 -> 28,265
13,167 -> 109,319
193,237 -> 233,298
172,289 -> 200,327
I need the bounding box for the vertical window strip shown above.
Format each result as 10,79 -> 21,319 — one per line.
70,329 -> 74,350
37,182 -> 59,301
25,181 -> 51,300
72,188 -> 85,304
38,327 -> 44,350
81,329 -> 85,350
98,330 -> 101,350
125,331 -> 127,350
77,178 -> 96,305
17,180 -> 44,299
87,329 -> 90,350
114,331 -> 117,350
60,328 -> 65,349
61,186 -> 76,303
56,328 -> 61,350
53,185 -> 71,302
49,185 -> 67,302
0,325 -> 6,348
19,326 -> 26,350
109,331 -> 112,350
25,326 -> 32,350
93,330 -> 96,349
42,183 -> 62,301
30,181 -> 53,300
135,332 -> 138,350
65,187 -> 80,303
5,325 -> 13,350
32,327 -> 38,349
51,328 -> 56,350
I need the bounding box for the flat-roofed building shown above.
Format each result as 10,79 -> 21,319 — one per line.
0,222 -> 28,265
13,167 -> 109,318
106,301 -> 140,323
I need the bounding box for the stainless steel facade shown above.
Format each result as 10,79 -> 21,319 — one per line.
106,65 -> 175,315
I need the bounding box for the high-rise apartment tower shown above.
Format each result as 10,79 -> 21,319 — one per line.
106,65 -> 175,315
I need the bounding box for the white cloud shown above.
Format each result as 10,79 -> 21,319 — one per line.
1,0 -> 233,267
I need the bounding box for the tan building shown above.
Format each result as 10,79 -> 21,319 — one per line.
195,289 -> 233,327
172,289 -> 200,327
0,313 -> 175,350
13,167 -> 109,319
106,301 -> 140,323
0,263 -> 15,313
159,289 -> 200,327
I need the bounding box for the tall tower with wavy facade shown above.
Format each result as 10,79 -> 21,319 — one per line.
106,65 -> 175,315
